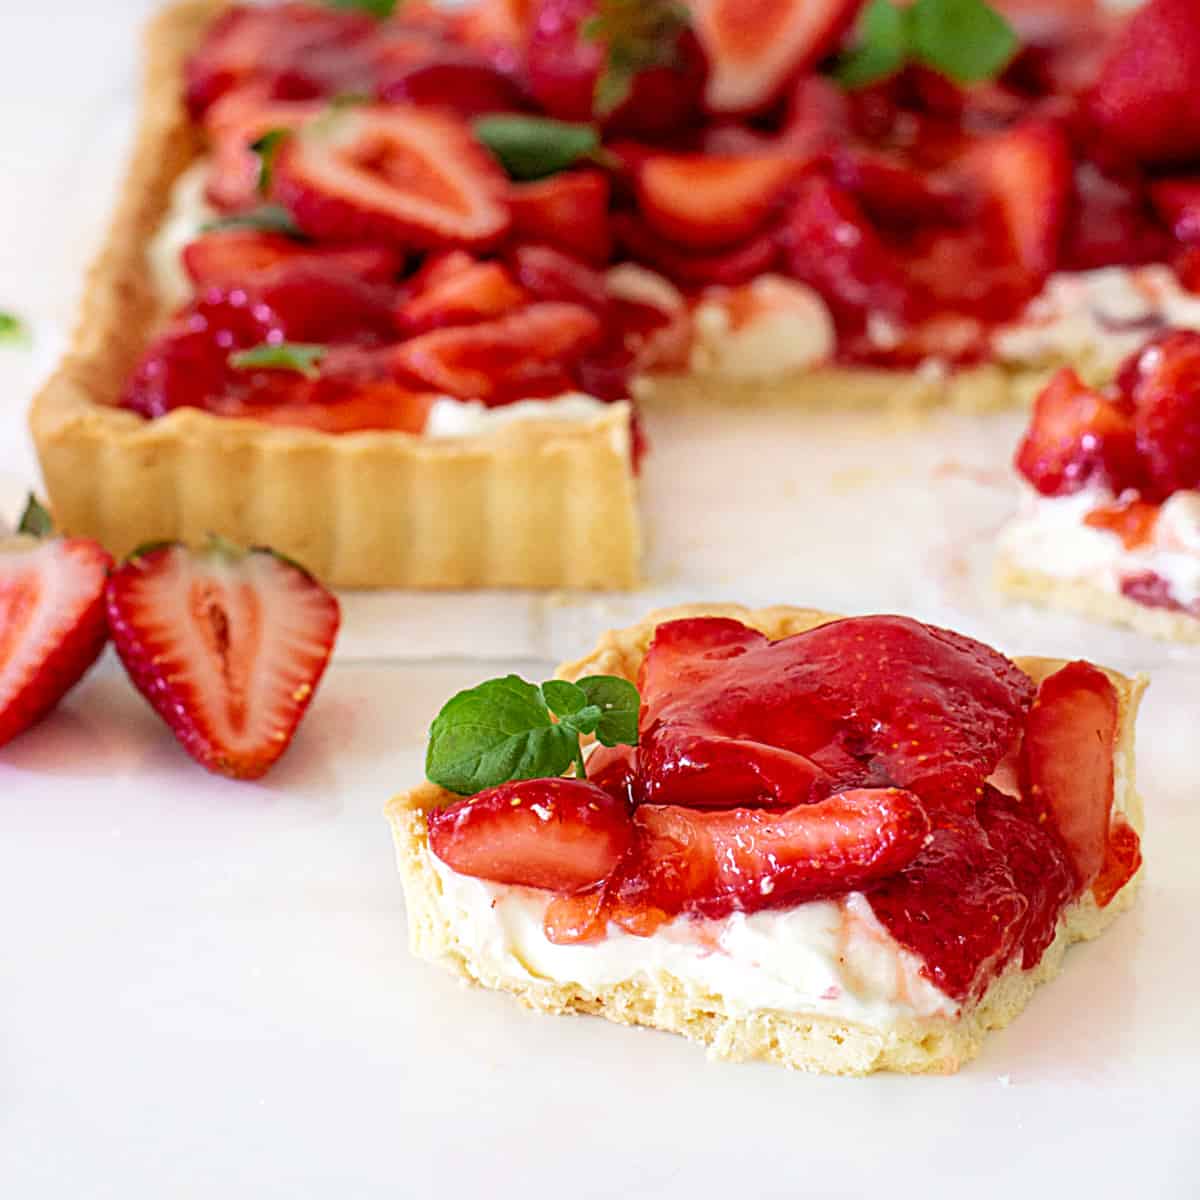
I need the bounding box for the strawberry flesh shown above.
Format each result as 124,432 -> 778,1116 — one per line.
507,169 -> 613,266
428,778 -> 634,893
0,539 -> 112,749
1123,330 -> 1200,500
106,543 -> 340,780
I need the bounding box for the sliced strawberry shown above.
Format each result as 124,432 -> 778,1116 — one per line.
378,53 -> 526,118
271,106 -> 511,251
427,778 -> 634,893
781,74 -> 852,160
252,260 -> 400,344
635,154 -> 800,252
585,743 -> 639,807
106,541 -> 339,780
0,538 -> 112,749
611,788 -> 930,922
1091,817 -> 1142,908
959,118 -> 1071,280
1062,164 -> 1172,272
395,259 -> 527,335
389,302 -> 602,401
184,3 -> 377,117
603,262 -> 692,371
831,148 -> 966,230
1083,496 -> 1160,550
1087,0 -> 1200,167
508,244 -> 610,313
182,230 -> 402,290
1149,177 -> 1200,244
525,0 -> 705,139
507,170 -> 613,266
121,289 -> 286,420
689,0 -> 862,115
777,176 -> 914,331
1019,661 -> 1119,892
613,212 -> 779,286
1014,367 -> 1141,497
868,813 -> 1028,1001
1123,330 -> 1200,500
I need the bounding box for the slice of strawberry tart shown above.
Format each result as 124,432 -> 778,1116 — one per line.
388,605 -> 1145,1075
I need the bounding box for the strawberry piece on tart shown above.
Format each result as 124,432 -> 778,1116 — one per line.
106,538 -> 339,779
999,328 -> 1200,641
388,605 -> 1145,1075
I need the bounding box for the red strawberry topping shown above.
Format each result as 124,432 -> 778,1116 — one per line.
1122,330 -> 1200,500
106,541 -> 340,780
182,230 -> 402,288
507,170 -> 614,266
1149,177 -> 1200,245
0,538 -> 112,749
271,106 -> 511,250
395,258 -> 528,334
508,243 -> 610,313
613,212 -> 780,287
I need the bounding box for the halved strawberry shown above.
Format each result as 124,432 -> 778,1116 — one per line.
635,154 -> 801,251
613,212 -> 779,286
251,260 -> 400,344
508,243 -> 610,313
1014,367 -> 1141,497
1019,661 -> 1119,891
106,540 -> 339,780
182,230 -> 402,290
1087,0 -> 1200,166
777,176 -> 914,331
427,778 -> 634,893
689,0 -> 863,116
958,118 -> 1071,280
378,53 -> 526,118
395,259 -> 528,334
508,170 -> 613,266
0,536 -> 112,749
271,106 -> 511,250
1061,164 -> 1172,271
1149,177 -> 1200,244
830,148 -> 966,230
389,302 -> 602,401
613,787 -> 930,921
1123,330 -> 1200,500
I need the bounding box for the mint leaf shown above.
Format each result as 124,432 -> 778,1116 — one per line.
200,205 -> 303,237
250,129 -> 290,194
228,342 -> 326,378
426,673 -> 641,795
473,115 -> 601,181
0,310 -> 29,346
911,0 -> 1017,83
325,0 -> 398,17
17,494 -> 54,538
834,0 -> 911,88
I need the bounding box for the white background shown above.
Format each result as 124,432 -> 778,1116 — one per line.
1,4 -> 1198,1197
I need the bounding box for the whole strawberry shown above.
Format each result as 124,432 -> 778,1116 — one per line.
525,0 -> 707,140
0,499 -> 112,749
106,538 -> 340,780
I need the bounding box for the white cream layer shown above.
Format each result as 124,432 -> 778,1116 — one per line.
427,854 -> 958,1028
1001,486 -> 1200,610
423,393 -> 614,437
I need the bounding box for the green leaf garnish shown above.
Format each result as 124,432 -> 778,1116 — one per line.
473,115 -> 602,181
200,205 -> 303,237
834,0 -> 1017,90
250,129 -> 291,195
581,0 -> 691,117
17,494 -> 54,538
228,342 -> 327,379
0,310 -> 29,346
325,0 -> 398,17
426,673 -> 641,795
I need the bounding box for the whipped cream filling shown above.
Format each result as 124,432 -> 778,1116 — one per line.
427,853 -> 958,1028
147,162 -> 216,312
1001,485 -> 1200,610
994,266 -> 1200,376
423,393 -> 615,437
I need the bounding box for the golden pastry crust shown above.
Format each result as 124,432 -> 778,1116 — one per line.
28,0 -> 640,590
996,556 -> 1200,644
387,604 -> 1146,1075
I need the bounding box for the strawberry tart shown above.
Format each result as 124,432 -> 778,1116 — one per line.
29,0 -> 1200,587
388,604 -> 1145,1074
998,329 -> 1200,641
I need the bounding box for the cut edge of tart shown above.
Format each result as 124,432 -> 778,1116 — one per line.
386,604 -> 1146,1076
29,0 -> 1083,592
28,0 -> 639,590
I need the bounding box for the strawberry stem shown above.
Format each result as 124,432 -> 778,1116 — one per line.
582,0 -> 690,117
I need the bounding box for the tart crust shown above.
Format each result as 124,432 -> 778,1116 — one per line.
28,0 -> 640,590
387,604 -> 1146,1075
995,555 -> 1200,644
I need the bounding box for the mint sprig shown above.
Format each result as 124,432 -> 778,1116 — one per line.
473,115 -> 602,181
325,0 -> 398,17
228,342 -> 327,378
200,205 -> 303,237
835,0 -> 1018,89
426,673 -> 640,795
250,129 -> 291,195
17,494 -> 54,538
0,310 -> 29,346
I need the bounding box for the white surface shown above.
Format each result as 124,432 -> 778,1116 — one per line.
1,4 -> 1198,1198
